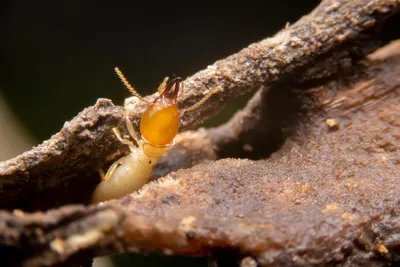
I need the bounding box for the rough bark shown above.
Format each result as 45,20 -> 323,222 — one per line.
0,0 -> 399,210
1,36 -> 399,267
0,1 -> 399,266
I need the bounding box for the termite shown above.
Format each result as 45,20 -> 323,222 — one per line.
92,68 -> 218,203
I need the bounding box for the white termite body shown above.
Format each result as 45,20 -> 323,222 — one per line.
91,67 -> 218,267
92,147 -> 157,203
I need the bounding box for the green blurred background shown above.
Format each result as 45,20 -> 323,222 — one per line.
2,1 -> 398,266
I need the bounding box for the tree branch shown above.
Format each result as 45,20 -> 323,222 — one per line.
0,0 -> 398,210
1,36 -> 400,267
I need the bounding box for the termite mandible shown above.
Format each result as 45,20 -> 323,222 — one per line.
92,68 -> 218,203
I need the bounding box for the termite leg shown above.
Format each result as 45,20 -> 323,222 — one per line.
124,110 -> 140,145
113,127 -> 136,152
103,158 -> 123,181
157,77 -> 169,94
102,117 -> 140,182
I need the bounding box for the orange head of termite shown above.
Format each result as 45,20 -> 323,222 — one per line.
115,67 -> 218,158
140,78 -> 182,146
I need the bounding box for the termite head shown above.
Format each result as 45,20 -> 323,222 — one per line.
140,78 -> 182,148
115,67 -> 218,158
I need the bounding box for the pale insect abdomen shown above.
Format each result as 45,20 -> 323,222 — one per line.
92,148 -> 156,203
92,68 -> 218,204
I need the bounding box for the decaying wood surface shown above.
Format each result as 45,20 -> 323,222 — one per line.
0,0 -> 399,266
0,0 -> 398,210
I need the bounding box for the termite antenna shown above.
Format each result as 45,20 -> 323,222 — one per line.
180,86 -> 220,114
114,67 -> 151,105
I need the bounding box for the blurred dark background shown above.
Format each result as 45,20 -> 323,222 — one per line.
0,0 -> 319,146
